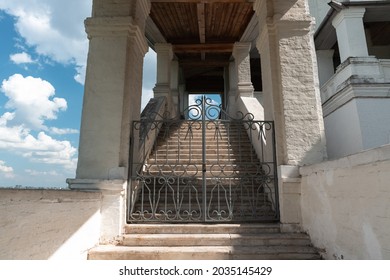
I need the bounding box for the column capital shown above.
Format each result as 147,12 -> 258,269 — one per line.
154,43 -> 174,59
232,42 -> 251,62
331,6 -> 368,61
85,16 -> 148,54
332,7 -> 366,29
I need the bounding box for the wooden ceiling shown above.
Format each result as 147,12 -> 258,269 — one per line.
149,0 -> 255,92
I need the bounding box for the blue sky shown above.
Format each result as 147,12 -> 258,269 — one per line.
0,1 -> 156,188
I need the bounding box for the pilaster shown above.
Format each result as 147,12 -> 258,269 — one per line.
232,42 -> 254,98
170,60 -> 180,117
153,43 -> 175,116
254,0 -> 327,166
72,0 -> 150,186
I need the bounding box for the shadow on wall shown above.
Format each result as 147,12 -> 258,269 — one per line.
0,189 -> 101,260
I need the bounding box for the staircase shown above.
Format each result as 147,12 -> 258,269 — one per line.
88,223 -> 322,260
87,120 -> 322,260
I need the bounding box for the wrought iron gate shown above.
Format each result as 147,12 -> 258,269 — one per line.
128,96 -> 279,223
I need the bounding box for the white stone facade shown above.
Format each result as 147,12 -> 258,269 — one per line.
312,1 -> 390,159
2,0 -> 390,260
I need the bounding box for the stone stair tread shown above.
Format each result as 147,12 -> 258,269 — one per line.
88,245 -> 321,260
120,233 -> 310,239
118,233 -> 312,246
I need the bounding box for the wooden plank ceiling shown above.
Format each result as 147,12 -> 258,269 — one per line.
149,0 -> 255,92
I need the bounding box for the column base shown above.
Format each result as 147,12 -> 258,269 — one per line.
277,165 -> 302,229
66,178 -> 126,191
66,178 -> 127,244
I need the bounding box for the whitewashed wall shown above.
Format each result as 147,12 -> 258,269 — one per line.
0,189 -> 101,260
300,145 -> 390,259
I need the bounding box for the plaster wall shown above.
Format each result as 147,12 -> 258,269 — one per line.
0,189 -> 101,260
316,50 -> 335,87
300,145 -> 390,259
357,99 -> 390,149
324,99 -> 363,159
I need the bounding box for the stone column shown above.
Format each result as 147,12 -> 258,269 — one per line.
332,7 -> 368,62
153,43 -> 175,116
232,42 -> 255,98
67,0 -> 150,243
170,59 -> 180,117
227,61 -> 237,115
254,0 -> 327,231
316,50 -> 335,87
254,0 -> 326,166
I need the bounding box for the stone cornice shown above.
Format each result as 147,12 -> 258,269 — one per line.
322,83 -> 390,117
85,16 -> 148,54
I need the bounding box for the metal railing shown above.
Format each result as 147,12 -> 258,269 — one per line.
128,96 -> 279,223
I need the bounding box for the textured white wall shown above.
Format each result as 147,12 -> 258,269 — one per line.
300,145 -> 390,259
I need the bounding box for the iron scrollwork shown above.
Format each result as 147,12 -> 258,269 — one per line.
128,96 -> 279,223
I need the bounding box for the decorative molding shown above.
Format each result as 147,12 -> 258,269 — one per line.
232,42 -> 252,60
322,83 -> 390,117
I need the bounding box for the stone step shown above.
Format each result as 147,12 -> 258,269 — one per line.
123,223 -> 280,234
159,130 -> 248,136
87,245 -> 321,260
117,233 -> 312,247
153,143 -> 254,150
157,135 -> 252,140
147,160 -> 259,166
145,166 -> 263,175
88,223 -> 320,260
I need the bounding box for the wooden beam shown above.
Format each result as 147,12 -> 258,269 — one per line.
173,43 -> 233,53
180,59 -> 229,67
197,3 -> 206,60
197,3 -> 206,43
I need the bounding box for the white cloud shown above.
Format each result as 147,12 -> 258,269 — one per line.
0,0 -> 91,84
188,94 -> 202,106
140,49 -> 157,111
0,117 -> 77,171
0,74 -> 78,171
141,88 -> 154,111
0,160 -> 14,178
9,52 -> 34,64
1,74 -> 67,130
25,169 -> 60,177
143,49 -> 157,90
49,127 -> 79,135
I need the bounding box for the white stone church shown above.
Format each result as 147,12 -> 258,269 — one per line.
1,0 -> 389,260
